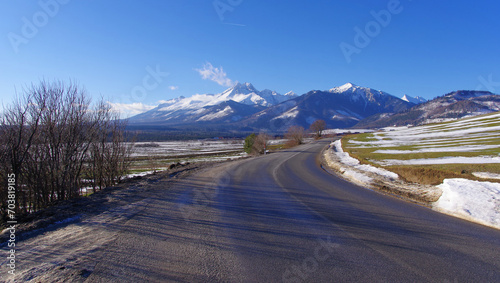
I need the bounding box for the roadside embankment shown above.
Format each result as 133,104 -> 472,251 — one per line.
323,140 -> 441,205
323,138 -> 500,230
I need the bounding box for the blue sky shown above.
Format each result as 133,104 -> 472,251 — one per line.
1,0 -> 500,117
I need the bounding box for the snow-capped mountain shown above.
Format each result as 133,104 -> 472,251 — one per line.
401,94 -> 427,104
128,82 -> 498,133
357,90 -> 500,128
128,83 -> 297,125
215,82 -> 291,107
243,83 -> 413,131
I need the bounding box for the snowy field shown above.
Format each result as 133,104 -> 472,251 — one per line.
338,112 -> 500,229
345,112 -> 500,167
125,139 -> 247,178
131,140 -> 244,158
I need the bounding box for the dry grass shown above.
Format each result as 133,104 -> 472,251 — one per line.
387,164 -> 500,185
388,166 -> 468,185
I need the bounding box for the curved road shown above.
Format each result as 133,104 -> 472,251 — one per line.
88,140 -> 500,282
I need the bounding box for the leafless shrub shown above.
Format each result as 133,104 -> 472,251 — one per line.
285,125 -> 305,147
253,133 -> 270,155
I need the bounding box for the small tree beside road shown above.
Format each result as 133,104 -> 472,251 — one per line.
285,125 -> 305,147
244,133 -> 269,155
310,119 -> 326,139
244,133 -> 256,154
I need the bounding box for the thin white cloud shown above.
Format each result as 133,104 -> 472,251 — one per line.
195,62 -> 235,87
223,22 -> 247,27
108,102 -> 156,119
169,86 -> 179,90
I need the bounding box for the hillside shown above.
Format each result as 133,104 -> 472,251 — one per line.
356,90 -> 500,128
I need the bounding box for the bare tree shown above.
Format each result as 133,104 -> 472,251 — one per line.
285,125 -> 305,147
253,133 -> 270,155
0,89 -> 46,214
0,80 -> 132,220
310,119 -> 326,139
87,100 -> 132,192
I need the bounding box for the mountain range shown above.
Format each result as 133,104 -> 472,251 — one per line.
241,83 -> 413,131
356,90 -> 500,128
128,83 -> 296,126
127,83 -> 500,132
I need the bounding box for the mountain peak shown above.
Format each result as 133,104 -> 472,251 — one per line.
401,94 -> 427,104
231,82 -> 257,93
342,82 -> 356,88
329,82 -> 363,93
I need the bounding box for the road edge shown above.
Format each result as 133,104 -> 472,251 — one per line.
319,138 -> 441,207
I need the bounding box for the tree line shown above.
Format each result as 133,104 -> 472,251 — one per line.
0,81 -> 131,221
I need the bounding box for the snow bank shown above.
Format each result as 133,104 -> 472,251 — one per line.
342,169 -> 373,184
473,172 -> 500,180
333,140 -> 361,166
332,140 -> 398,180
435,179 -> 500,229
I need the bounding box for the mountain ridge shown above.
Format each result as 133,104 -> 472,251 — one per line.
401,94 -> 427,104
127,83 -> 500,133
241,83 -> 413,131
356,90 -> 500,128
128,82 -> 296,125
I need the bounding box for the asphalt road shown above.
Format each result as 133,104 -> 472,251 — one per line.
87,140 -> 500,282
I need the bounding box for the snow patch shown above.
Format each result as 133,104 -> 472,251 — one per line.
435,179 -> 500,229
374,144 -> 500,154
379,156 -> 500,166
473,172 -> 500,180
274,106 -> 299,119
342,169 -> 373,184
332,140 -> 398,180
333,140 -> 361,166
197,106 -> 233,121
401,94 -> 427,104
